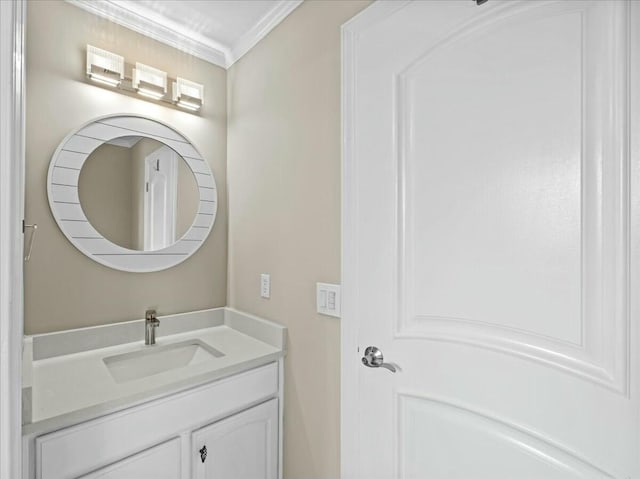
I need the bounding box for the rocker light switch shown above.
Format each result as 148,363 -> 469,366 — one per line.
317,282 -> 341,318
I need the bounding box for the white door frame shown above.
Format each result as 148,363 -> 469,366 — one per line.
0,1 -> 25,478
340,3 -> 409,478
144,146 -> 179,251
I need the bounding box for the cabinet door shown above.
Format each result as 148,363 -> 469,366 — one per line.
79,438 -> 181,479
192,399 -> 278,479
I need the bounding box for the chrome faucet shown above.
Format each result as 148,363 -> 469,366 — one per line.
145,309 -> 160,345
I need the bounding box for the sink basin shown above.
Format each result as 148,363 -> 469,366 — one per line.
103,339 -> 225,384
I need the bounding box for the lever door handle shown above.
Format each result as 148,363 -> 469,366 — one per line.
361,346 -> 397,373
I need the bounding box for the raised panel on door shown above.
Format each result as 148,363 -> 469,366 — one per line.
79,438 -> 181,479
345,0 -> 640,478
405,9 -> 583,341
395,0 -> 627,391
192,399 -> 278,479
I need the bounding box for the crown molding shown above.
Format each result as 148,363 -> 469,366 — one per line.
66,0 -> 228,68
228,0 -> 304,67
66,0 -> 304,69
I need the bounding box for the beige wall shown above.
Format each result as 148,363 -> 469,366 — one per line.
227,1 -> 370,477
25,0 -> 227,334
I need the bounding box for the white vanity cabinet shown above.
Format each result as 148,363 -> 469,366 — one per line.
28,362 -> 282,479
192,399 -> 278,479
78,438 -> 181,479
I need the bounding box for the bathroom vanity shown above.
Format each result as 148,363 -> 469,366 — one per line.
22,111 -> 286,479
21,308 -> 286,479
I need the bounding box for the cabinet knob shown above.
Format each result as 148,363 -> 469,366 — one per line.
199,445 -> 207,463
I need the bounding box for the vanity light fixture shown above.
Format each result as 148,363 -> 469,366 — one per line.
132,62 -> 167,100
84,45 -> 203,114
86,45 -> 124,87
173,77 -> 204,111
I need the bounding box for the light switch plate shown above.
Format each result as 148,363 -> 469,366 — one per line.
317,282 -> 341,318
261,274 -> 271,299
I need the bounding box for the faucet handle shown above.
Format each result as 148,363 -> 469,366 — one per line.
145,309 -> 157,321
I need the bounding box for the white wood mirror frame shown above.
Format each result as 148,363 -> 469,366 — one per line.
47,114 -> 217,273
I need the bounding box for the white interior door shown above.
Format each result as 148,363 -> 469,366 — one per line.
144,146 -> 178,250
342,1 -> 640,478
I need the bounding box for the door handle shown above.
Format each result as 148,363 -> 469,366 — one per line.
361,346 -> 397,373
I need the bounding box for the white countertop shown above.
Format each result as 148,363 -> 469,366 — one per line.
23,308 -> 286,436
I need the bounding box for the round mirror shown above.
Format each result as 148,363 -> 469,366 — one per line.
47,115 -> 217,272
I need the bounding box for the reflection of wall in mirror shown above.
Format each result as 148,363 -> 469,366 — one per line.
78,144 -> 134,249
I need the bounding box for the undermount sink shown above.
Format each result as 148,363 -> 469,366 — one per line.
103,339 -> 225,384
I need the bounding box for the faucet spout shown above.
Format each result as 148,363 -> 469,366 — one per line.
145,309 -> 160,345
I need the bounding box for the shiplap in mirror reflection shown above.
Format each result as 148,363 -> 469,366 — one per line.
48,115 -> 217,272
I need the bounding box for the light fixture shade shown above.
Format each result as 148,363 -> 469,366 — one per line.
172,77 -> 204,111
86,45 -> 124,87
132,62 -> 167,100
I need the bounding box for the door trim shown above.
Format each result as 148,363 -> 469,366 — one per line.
341,3 -> 410,478
143,146 -> 179,251
0,1 -> 25,478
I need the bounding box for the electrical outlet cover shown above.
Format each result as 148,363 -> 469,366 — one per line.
261,273 -> 271,299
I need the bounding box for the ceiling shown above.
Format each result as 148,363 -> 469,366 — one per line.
68,0 -> 304,68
